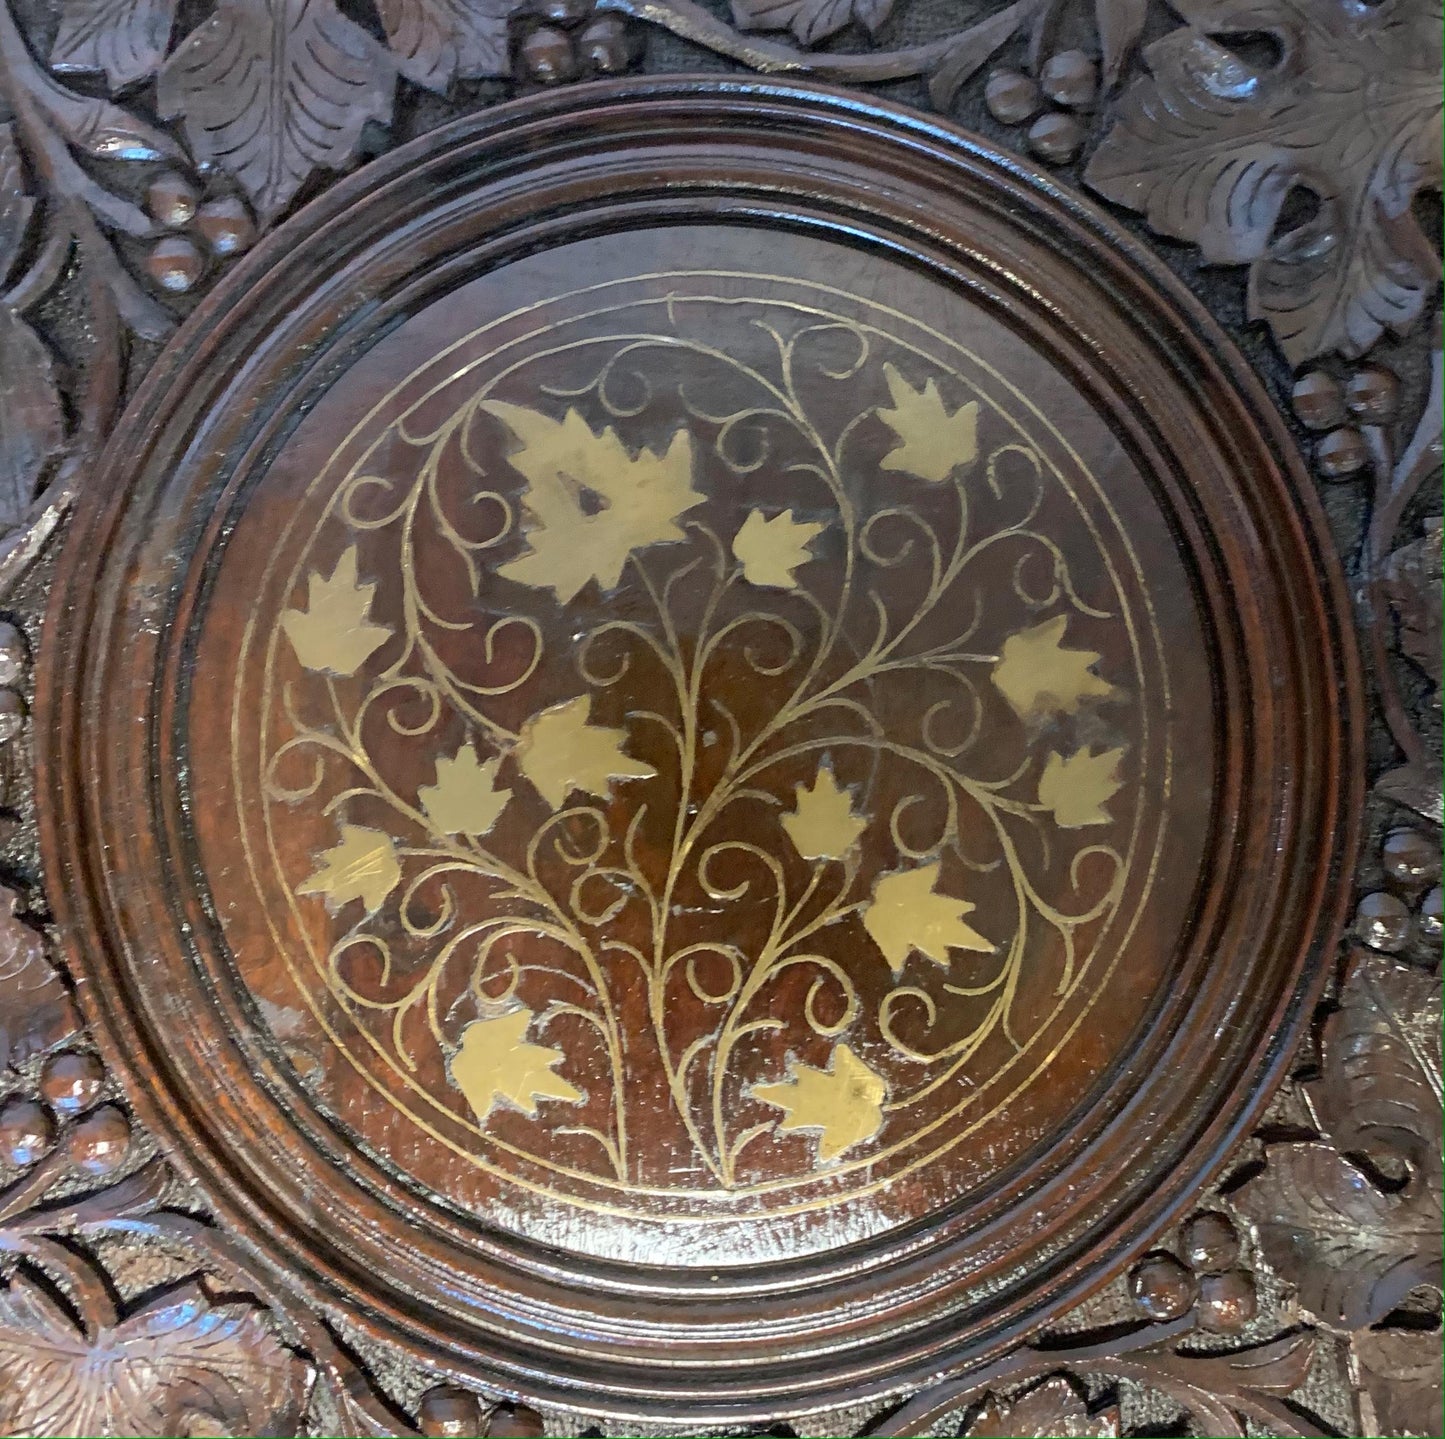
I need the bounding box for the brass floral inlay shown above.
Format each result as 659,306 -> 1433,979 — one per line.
248,278 -> 1160,1203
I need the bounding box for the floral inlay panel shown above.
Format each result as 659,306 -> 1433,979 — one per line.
185,251 -> 1209,1248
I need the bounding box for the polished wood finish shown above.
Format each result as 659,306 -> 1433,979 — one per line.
36,79 -> 1360,1424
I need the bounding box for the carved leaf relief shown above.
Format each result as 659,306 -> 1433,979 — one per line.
730,0 -> 896,47
375,0 -> 516,93
1086,0 -> 1444,363
0,1276 -> 311,1438
1317,947 -> 1443,1168
50,0 -> 179,88
0,127 -> 64,532
1235,1141 -> 1442,1328
0,886 -> 80,1069
158,0 -> 395,221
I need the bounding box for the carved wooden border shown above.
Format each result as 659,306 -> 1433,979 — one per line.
0,4 -> 1439,1435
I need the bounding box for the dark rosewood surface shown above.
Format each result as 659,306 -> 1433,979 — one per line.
37,81 -> 1359,1423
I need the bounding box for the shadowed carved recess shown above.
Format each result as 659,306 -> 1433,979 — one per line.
0,1 -> 1437,1435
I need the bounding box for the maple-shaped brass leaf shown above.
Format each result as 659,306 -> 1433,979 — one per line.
483,401 -> 704,603
515,695 -> 656,810
419,744 -> 511,837
992,615 -> 1114,720
280,545 -> 392,676
863,863 -> 992,974
450,1008 -> 582,1123
752,1043 -> 886,1163
1037,746 -> 1126,828
876,362 -> 979,483
297,823 -> 400,912
781,764 -> 866,860
732,507 -> 825,589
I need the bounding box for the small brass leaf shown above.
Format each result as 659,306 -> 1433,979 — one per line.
732,507 -> 824,589
991,615 -> 1114,720
1037,746 -> 1126,828
450,1008 -> 582,1123
876,361 -> 979,483
297,823 -> 401,913
752,1043 -> 886,1163
781,764 -> 866,860
484,401 -> 704,603
280,544 -> 392,676
863,862 -> 992,973
419,745 -> 511,837
515,695 -> 656,810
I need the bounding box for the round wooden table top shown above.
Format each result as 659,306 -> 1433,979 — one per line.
40,79 -> 1358,1422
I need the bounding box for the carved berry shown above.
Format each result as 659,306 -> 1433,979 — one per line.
521,25 -> 579,83
1196,1268 -> 1257,1332
195,196 -> 257,258
985,69 -> 1042,125
578,14 -> 635,74
1041,49 -> 1098,108
1291,370 -> 1346,431
535,0 -> 591,22
1314,426 -> 1369,479
1345,364 -> 1400,422
66,1104 -> 131,1175
1129,1252 -> 1197,1321
419,1385 -> 482,1437
485,1404 -> 545,1438
146,171 -> 199,229
0,688 -> 24,743
1382,827 -> 1440,889
0,621 -> 28,689
1026,112 -> 1085,165
1418,885 -> 1442,944
1354,890 -> 1412,952
146,236 -> 205,294
1181,1211 -> 1240,1274
41,1050 -> 106,1113
0,1097 -> 53,1166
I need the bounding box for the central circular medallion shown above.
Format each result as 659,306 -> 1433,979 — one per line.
201,251 -> 1191,1253
42,81 -> 1356,1420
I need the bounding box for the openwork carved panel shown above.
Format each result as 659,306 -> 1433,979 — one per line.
0,3 -> 1438,1436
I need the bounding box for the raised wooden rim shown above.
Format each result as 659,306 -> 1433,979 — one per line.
38,76 -> 1361,1423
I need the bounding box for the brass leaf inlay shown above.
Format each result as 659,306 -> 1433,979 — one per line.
732,507 -> 825,589
1037,747 -> 1126,828
863,863 -> 993,973
450,1008 -> 583,1123
418,745 -> 512,837
781,764 -> 866,860
514,696 -> 656,810
297,823 -> 400,913
280,544 -> 391,676
753,1044 -> 887,1163
484,401 -> 704,602
991,615 -> 1114,720
876,361 -> 979,483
